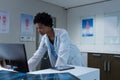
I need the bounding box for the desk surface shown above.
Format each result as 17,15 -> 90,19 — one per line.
0,66 -> 100,80
29,66 -> 100,80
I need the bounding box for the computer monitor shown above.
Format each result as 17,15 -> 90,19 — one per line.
0,43 -> 29,73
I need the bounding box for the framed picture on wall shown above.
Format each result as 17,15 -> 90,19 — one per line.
104,11 -> 120,45
82,18 -> 93,37
20,13 -> 34,42
0,11 -> 10,33
80,16 -> 96,45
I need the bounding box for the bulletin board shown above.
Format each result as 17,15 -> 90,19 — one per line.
104,11 -> 120,45
80,16 -> 96,45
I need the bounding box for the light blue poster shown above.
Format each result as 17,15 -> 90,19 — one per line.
21,13 -> 33,36
0,11 -> 9,33
82,18 -> 93,37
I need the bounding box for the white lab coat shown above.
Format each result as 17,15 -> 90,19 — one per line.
28,28 -> 83,71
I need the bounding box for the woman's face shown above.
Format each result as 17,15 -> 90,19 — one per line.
35,23 -> 50,35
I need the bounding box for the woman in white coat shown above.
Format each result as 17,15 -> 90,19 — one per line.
28,12 -> 83,71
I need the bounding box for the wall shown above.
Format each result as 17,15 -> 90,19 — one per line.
0,0 -> 67,59
67,0 -> 120,54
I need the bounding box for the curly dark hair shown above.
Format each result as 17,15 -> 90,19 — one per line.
33,12 -> 53,28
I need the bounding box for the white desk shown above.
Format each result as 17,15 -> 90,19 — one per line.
0,66 -> 100,80
29,66 -> 100,80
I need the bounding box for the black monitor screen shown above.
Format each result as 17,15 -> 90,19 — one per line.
0,43 -> 29,73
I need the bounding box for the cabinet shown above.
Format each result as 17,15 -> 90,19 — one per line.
88,53 -> 120,80
109,55 -> 120,80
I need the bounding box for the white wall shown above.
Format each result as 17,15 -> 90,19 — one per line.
0,0 -> 67,59
67,0 -> 120,54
